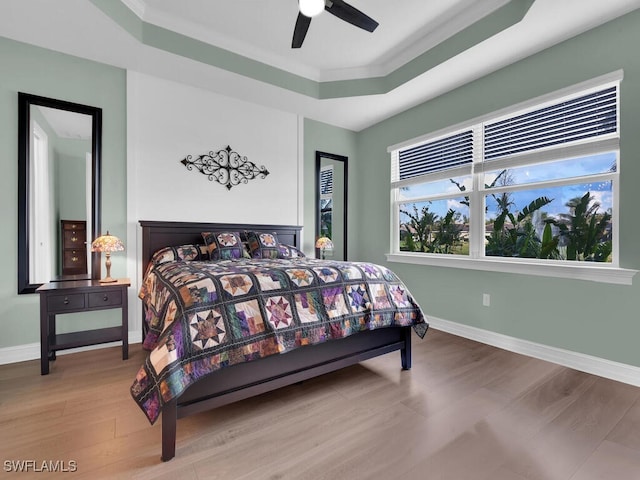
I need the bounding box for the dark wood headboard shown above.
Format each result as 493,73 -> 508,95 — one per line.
139,220 -> 303,277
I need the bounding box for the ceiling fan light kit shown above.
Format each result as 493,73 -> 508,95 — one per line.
299,0 -> 325,17
293,0 -> 379,48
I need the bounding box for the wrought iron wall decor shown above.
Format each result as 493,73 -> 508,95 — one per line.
180,145 -> 270,190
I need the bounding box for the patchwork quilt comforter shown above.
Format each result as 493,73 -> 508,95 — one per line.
131,257 -> 428,423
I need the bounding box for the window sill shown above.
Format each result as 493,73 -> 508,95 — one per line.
385,253 -> 637,285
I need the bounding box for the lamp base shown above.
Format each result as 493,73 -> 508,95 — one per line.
100,253 -> 117,283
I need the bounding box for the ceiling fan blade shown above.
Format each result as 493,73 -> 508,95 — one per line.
292,12 -> 312,48
325,0 -> 379,32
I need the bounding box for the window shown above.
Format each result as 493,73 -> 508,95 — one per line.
393,129 -> 475,255
388,72 -> 634,283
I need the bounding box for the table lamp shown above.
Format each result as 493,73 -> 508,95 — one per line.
315,236 -> 333,260
91,231 -> 124,283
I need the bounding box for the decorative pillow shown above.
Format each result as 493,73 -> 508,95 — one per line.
150,244 -> 208,266
201,231 -> 247,260
246,231 -> 280,259
277,243 -> 306,259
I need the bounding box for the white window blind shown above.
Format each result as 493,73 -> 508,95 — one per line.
484,86 -> 617,161
320,167 -> 333,195
397,130 -> 474,181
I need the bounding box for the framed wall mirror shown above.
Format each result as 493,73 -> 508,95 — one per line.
18,92 -> 102,294
315,151 -> 348,261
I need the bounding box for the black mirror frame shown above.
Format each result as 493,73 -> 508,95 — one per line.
17,92 -> 102,294
315,151 -> 348,261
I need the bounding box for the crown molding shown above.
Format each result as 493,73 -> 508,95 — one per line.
93,0 -> 534,99
120,0 -> 146,19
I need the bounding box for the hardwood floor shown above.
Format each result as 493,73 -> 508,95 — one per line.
1,329 -> 639,479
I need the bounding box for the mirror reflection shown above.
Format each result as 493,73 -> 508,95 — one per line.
18,93 -> 102,294
315,151 -> 348,261
29,106 -> 93,282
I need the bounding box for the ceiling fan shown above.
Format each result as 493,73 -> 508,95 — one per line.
292,0 -> 379,48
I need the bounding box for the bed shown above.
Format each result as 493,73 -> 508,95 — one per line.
131,220 -> 428,461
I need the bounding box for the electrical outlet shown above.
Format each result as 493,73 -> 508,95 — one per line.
482,293 -> 491,307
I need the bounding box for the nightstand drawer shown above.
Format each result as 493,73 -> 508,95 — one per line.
48,293 -> 85,311
88,290 -> 122,308
62,250 -> 87,276
63,230 -> 85,247
62,221 -> 84,231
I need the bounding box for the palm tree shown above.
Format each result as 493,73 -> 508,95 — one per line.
486,197 -> 554,258
545,192 -> 611,262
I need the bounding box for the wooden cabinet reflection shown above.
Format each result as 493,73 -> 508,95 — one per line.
61,220 -> 87,276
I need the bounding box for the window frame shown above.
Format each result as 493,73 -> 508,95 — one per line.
387,70 -> 637,285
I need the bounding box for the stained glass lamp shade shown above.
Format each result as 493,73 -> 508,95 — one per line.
91,231 -> 124,283
315,236 -> 333,260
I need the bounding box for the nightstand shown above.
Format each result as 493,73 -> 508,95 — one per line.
37,278 -> 130,375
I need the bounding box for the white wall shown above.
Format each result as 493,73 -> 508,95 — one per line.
128,70 -> 301,223
126,71 -> 303,336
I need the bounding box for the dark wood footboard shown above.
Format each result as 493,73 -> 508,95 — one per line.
161,326 -> 412,462
138,221 -> 417,461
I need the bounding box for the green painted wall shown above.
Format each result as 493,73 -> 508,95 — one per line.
55,137 -> 90,222
0,36 -> 127,348
351,10 -> 640,367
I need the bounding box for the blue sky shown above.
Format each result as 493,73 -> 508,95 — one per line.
399,152 -> 615,223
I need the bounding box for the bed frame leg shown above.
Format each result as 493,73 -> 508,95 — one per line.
401,327 -> 412,370
161,400 -> 177,462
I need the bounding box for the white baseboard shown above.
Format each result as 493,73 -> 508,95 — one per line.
0,331 -> 143,366
428,316 -> 640,388
3,320 -> 639,389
